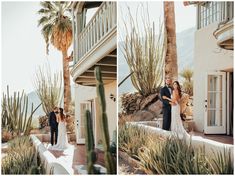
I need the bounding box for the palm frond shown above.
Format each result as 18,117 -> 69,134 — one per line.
39,1 -> 55,11
41,23 -> 53,54
37,16 -> 49,27
38,1 -> 72,54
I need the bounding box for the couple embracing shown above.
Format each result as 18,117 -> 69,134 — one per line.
160,76 -> 189,139
48,107 -> 69,150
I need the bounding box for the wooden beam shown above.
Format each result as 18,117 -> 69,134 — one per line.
96,56 -> 116,66
95,63 -> 116,67
78,76 -> 116,80
84,2 -> 102,9
80,71 -> 116,78
87,65 -> 117,73
109,49 -> 117,55
106,54 -> 116,58
76,79 -> 114,86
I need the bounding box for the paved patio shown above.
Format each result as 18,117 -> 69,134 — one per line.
189,131 -> 233,145
45,142 -> 105,174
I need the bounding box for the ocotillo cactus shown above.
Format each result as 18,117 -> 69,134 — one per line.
1,85 -> 41,136
84,110 -> 97,174
95,67 -> 116,174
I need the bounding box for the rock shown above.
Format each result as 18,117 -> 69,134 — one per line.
147,100 -> 162,117
120,91 -> 161,116
139,93 -> 159,110
131,110 -> 155,121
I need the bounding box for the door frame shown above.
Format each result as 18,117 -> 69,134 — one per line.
204,72 -> 226,134
76,100 -> 92,144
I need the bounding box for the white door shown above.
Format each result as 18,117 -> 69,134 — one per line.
77,101 -> 91,144
204,72 -> 226,134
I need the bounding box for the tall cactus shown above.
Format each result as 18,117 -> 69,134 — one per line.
95,67 -> 116,174
1,86 -> 41,136
84,110 -> 97,174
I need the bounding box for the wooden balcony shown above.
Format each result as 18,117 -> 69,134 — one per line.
71,1 -> 117,86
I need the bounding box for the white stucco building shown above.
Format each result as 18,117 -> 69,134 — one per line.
190,1 -> 233,135
70,1 -> 117,148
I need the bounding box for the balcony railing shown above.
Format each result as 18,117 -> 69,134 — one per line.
76,2 -> 116,63
197,2 -> 234,29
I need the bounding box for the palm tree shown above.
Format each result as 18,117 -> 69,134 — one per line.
180,68 -> 193,82
180,68 -> 193,96
38,1 -> 72,113
164,2 -> 178,80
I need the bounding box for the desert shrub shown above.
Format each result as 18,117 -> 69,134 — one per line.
121,5 -> 166,96
1,86 -> 41,136
33,65 -> 63,115
118,124 -> 160,159
38,115 -> 49,129
137,134 -> 233,174
1,128 -> 13,143
1,136 -> 44,174
119,124 -> 233,174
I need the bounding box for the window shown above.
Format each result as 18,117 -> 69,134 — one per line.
198,2 -> 222,29
198,2 -> 234,29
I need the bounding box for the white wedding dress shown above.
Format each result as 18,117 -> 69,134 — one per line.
170,96 -> 190,139
49,121 -> 69,151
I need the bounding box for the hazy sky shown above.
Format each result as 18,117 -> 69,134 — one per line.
1,1 -> 196,94
1,1 -> 96,95
118,1 -> 196,38
2,2 -> 64,94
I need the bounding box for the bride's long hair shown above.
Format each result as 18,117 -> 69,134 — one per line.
59,108 -> 65,121
173,81 -> 182,98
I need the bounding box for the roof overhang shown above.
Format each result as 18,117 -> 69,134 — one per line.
74,50 -> 117,86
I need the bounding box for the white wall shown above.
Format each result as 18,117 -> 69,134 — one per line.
194,22 -> 233,132
74,84 -> 96,142
104,80 -> 117,141
74,81 -> 117,145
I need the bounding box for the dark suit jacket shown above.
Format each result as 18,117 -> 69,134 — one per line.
49,111 -> 58,129
160,86 -> 172,108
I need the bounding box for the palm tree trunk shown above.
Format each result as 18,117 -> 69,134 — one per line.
62,50 -> 71,113
164,2 -> 178,80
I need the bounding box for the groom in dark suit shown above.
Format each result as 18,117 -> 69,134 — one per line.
49,107 -> 59,145
160,76 -> 172,131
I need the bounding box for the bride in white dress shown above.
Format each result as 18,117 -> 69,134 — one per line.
163,81 -> 190,139
49,108 -> 69,150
